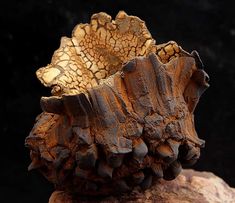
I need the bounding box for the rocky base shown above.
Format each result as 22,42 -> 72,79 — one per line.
49,169 -> 235,203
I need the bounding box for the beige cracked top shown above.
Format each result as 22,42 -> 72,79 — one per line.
36,11 -> 189,95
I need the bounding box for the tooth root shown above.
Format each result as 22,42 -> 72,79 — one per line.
156,144 -> 175,163
97,161 -> 113,178
151,163 -> 163,178
132,171 -> 145,184
140,175 -> 153,190
163,161 -> 182,181
133,139 -> 148,162
28,159 -> 43,171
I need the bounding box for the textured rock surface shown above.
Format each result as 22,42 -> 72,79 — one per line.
49,169 -> 235,203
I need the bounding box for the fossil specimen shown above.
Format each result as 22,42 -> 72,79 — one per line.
25,11 -> 209,197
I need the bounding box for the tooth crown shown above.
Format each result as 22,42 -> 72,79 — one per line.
36,11 -> 156,95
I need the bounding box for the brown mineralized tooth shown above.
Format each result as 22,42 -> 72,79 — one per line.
97,161 -> 113,178
140,175 -> 153,190
132,171 -> 145,184
163,160 -> 182,181
151,163 -> 163,178
133,138 -> 148,162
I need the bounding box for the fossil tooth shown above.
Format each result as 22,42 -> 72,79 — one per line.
26,11 -> 208,196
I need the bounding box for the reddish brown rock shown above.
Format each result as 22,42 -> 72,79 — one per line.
49,170 -> 235,203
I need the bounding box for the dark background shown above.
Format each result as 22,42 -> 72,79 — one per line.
1,0 -> 235,202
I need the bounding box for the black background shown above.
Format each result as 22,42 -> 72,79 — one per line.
1,0 -> 235,202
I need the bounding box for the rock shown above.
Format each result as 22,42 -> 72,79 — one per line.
49,170 -> 235,203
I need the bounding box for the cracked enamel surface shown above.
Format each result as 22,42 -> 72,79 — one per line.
36,11 -> 156,95
36,11 -> 189,95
